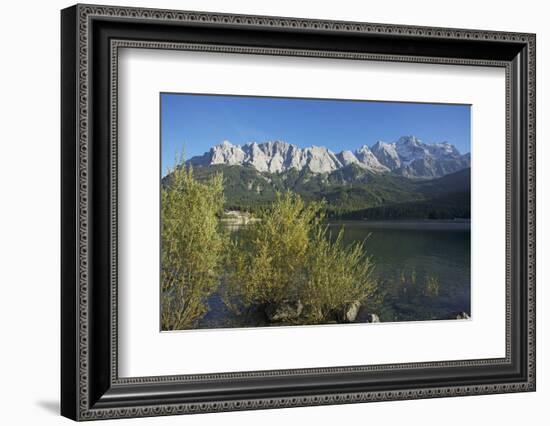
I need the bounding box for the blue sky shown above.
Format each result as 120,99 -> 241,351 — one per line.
161,93 -> 471,175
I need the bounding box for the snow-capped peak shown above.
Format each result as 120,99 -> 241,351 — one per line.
188,136 -> 470,179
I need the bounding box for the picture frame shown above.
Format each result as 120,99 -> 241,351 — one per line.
61,3 -> 536,421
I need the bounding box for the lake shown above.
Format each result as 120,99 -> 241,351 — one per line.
329,220 -> 471,322
199,220 -> 470,328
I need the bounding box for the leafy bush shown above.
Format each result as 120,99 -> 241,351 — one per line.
227,192 -> 320,307
303,227 -> 376,323
225,191 -> 377,324
160,163 -> 227,330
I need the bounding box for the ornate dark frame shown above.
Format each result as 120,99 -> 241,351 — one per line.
61,3 -> 536,421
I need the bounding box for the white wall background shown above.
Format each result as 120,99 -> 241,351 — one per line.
0,0 -> 546,424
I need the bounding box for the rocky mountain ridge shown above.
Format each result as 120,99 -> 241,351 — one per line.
188,135 -> 470,179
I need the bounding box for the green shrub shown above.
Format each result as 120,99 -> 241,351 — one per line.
303,227 -> 376,323
160,163 -> 227,330
227,192 -> 320,307
225,191 -> 377,324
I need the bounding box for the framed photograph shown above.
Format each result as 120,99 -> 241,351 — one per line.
61,4 -> 536,421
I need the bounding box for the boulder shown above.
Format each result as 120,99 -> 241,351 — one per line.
265,300 -> 304,322
366,313 -> 380,323
456,312 -> 471,320
341,301 -> 361,323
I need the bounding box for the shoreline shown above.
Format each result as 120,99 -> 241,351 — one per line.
327,219 -> 471,231
223,217 -> 471,231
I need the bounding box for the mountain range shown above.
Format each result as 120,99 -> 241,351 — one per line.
187,135 -> 470,180
167,136 -> 471,220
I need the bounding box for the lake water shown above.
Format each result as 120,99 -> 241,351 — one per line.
199,220 -> 470,328
329,220 -> 471,322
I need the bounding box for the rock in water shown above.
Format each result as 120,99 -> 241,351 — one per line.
366,313 -> 380,323
456,312 -> 471,320
341,300 -> 361,323
265,300 -> 304,322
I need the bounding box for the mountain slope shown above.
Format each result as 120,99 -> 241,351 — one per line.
341,168 -> 471,220
184,164 -> 471,220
